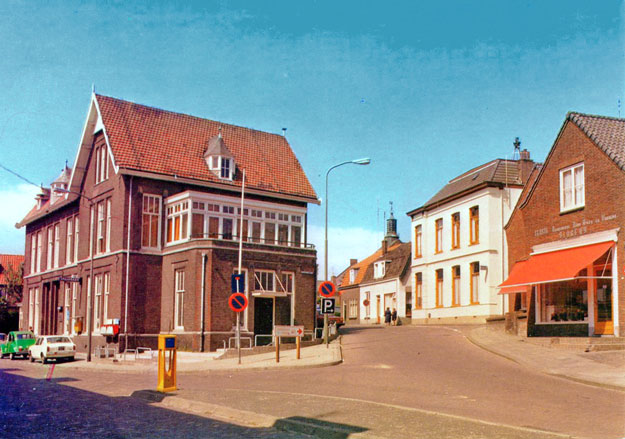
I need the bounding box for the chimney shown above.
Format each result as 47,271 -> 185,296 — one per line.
350,259 -> 358,267
382,239 -> 388,255
517,149 -> 534,184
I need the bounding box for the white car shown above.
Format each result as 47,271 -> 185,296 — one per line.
29,336 -> 76,363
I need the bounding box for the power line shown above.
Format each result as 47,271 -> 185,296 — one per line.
0,162 -> 41,188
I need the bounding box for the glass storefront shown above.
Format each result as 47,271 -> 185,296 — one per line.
538,278 -> 588,323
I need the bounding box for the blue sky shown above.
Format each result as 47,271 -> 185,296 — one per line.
0,1 -> 623,278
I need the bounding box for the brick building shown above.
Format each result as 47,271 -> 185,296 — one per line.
501,113 -> 624,337
17,93 -> 319,353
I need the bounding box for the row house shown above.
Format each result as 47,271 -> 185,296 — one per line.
339,212 -> 412,324
502,113 -> 624,337
17,93 -> 319,353
407,152 -> 536,324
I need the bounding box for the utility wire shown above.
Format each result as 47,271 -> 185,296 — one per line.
0,162 -> 41,188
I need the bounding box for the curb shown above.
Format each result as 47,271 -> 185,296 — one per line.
132,392 -> 384,439
465,329 -> 625,393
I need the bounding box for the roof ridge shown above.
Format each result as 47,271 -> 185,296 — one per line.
95,94 -> 287,139
568,111 -> 625,123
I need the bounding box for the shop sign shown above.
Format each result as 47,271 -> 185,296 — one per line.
534,213 -> 617,239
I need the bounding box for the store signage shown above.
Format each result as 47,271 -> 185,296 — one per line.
533,213 -> 617,239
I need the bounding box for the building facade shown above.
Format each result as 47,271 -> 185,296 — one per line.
18,93 -> 319,353
502,113 -> 625,337
407,153 -> 536,324
339,213 -> 412,325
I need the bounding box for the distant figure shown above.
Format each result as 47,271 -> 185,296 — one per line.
384,307 -> 392,326
391,308 -> 398,326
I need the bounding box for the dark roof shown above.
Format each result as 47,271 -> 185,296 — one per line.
568,112 -> 625,171
338,242 -> 405,288
407,159 -> 526,215
360,241 -> 411,285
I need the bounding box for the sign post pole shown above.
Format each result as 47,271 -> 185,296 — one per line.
228,290 -> 248,365
296,335 -> 301,360
318,281 -> 336,348
275,336 -> 280,363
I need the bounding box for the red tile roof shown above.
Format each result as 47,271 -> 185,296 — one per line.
96,95 -> 318,202
568,112 -> 625,171
0,254 -> 24,286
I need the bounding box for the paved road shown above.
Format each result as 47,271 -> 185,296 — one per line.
2,325 -> 624,438
175,325 -> 625,439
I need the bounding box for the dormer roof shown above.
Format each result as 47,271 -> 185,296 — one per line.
204,131 -> 234,159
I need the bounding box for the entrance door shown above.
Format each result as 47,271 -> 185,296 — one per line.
253,297 -> 274,345
594,269 -> 613,335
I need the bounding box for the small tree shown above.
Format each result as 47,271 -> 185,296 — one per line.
0,261 -> 23,333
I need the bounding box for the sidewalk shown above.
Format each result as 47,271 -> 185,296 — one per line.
67,338 -> 343,373
464,323 -> 625,391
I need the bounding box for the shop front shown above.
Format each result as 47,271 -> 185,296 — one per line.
500,240 -> 616,337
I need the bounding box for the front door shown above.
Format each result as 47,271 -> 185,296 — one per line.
594,269 -> 613,335
253,297 -> 274,345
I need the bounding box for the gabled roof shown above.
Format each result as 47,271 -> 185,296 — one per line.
407,158 -> 526,216
338,241 -> 409,288
95,94 -> 318,202
567,112 -> 625,171
0,255 -> 23,286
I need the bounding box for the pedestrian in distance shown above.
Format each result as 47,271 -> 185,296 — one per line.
384,307 -> 392,326
391,308 -> 398,326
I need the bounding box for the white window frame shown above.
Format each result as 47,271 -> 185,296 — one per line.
30,234 -> 36,273
559,163 -> 585,213
374,261 -> 386,279
66,218 -> 74,265
103,273 -> 110,324
349,268 -> 358,283
74,217 -> 79,263
53,223 -> 60,268
71,283 -> 78,335
174,269 -> 185,329
28,288 -> 34,329
106,199 -> 112,252
166,201 -> 190,245
94,274 -> 102,331
47,227 -> 53,270
36,231 -> 42,272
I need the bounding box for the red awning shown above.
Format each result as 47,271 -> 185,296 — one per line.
499,241 -> 613,293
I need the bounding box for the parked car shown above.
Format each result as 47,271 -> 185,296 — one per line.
29,336 -> 76,363
0,331 -> 36,360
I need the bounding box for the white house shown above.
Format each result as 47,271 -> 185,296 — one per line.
407,150 -> 536,324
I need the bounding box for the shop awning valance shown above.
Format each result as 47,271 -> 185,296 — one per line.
498,241 -> 613,293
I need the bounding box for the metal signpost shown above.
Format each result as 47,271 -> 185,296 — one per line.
228,287 -> 248,365
318,281 -> 336,347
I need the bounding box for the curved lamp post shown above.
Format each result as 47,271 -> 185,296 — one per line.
54,187 -> 95,362
324,158 -> 371,346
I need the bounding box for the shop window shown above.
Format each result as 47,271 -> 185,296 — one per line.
538,278 -> 588,323
560,163 -> 584,212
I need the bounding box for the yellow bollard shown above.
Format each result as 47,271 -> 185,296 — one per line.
157,335 -> 177,393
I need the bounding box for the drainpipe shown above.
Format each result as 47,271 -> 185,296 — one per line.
200,252 -> 207,352
501,187 -> 506,316
124,176 -> 133,352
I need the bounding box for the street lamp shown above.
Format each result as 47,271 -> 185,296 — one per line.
324,158 -> 371,346
54,187 -> 96,362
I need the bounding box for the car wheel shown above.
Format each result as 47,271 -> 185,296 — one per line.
41,354 -> 47,364
29,354 -> 34,362
9,353 -> 15,360
68,356 -> 75,362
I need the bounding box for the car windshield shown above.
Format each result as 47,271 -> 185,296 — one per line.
47,337 -> 71,343
16,333 -> 34,340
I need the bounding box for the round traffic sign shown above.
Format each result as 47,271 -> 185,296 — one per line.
228,293 -> 248,312
318,281 -> 336,298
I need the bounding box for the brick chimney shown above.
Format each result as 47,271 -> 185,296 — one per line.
517,149 -> 534,184
382,239 -> 388,255
349,259 -> 358,267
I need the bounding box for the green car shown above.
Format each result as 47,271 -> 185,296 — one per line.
1,331 -> 36,360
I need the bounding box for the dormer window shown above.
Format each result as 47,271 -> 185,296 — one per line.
374,261 -> 386,279
204,129 -> 235,181
349,268 -> 359,283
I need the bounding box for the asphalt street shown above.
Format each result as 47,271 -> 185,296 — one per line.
1,325 -> 624,439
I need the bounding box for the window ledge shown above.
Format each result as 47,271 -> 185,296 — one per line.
559,206 -> 585,216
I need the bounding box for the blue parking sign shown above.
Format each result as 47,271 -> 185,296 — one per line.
231,273 -> 245,293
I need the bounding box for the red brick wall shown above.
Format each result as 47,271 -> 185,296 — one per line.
505,121 -> 625,332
